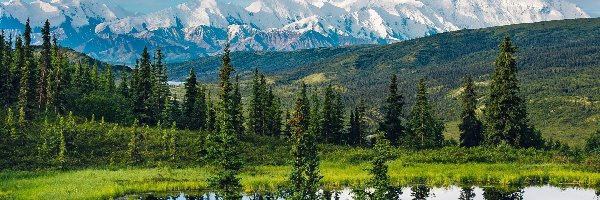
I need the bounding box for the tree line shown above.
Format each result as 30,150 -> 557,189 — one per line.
1,19 -> 600,199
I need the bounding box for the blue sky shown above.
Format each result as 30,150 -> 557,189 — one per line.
4,0 -> 599,16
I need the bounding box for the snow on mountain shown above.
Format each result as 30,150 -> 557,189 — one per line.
0,0 -> 590,64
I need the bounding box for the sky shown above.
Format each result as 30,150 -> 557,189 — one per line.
3,0 -> 599,16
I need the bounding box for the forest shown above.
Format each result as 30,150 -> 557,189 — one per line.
0,19 -> 600,199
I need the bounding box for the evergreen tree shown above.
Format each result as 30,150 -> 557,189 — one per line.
119,67 -> 130,98
206,91 -> 217,132
169,122 -> 177,161
368,134 -> 401,200
38,20 -> 51,110
57,116 -> 67,167
308,88 -> 322,143
232,75 -> 244,136
91,62 -> 99,90
585,129 -> 600,153
207,44 -> 243,200
101,65 -> 116,93
48,37 -> 65,113
265,87 -> 282,137
195,86 -> 208,130
0,31 -> 9,107
379,75 -> 405,146
133,47 -> 155,124
459,76 -> 484,147
153,48 -> 170,121
183,68 -> 199,129
484,37 -> 543,148
288,83 -> 322,200
322,85 -> 344,144
248,68 -> 266,135
347,103 -> 365,146
6,34 -> 18,104
406,78 -> 444,149
24,19 -> 39,113
17,36 -> 30,119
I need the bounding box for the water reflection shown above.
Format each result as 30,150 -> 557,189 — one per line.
123,185 -> 598,200
411,185 -> 431,200
482,186 -> 524,200
459,186 -> 476,200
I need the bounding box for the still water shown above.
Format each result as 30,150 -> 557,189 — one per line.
124,185 -> 600,200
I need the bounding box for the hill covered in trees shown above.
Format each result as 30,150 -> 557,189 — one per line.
169,18 -> 600,145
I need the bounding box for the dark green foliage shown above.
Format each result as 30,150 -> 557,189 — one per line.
133,47 -> 155,125
38,20 -> 51,109
406,78 -> 444,149
288,83 -> 322,200
459,187 -> 476,200
482,186 -> 524,200
119,66 -> 130,98
321,85 -> 345,144
484,37 -> 544,148
586,129 -> 600,154
348,102 -> 366,146
232,75 -> 244,136
207,44 -> 243,200
367,134 -> 401,200
182,69 -> 202,130
128,119 -> 142,164
411,185 -> 431,200
379,75 -> 405,146
459,76 -> 484,147
248,69 -> 282,136
0,31 -> 9,107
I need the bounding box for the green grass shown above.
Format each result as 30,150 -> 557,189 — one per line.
1,162 -> 599,200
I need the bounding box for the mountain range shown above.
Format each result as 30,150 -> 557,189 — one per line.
0,0 -> 589,64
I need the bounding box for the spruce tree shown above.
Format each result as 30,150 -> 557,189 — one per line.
17,36 -> 30,119
119,67 -> 130,98
248,68 -> 266,135
347,103 -> 365,146
0,31 -> 8,107
207,44 -> 242,200
484,37 -> 543,148
133,47 -> 155,124
24,19 -> 38,113
265,87 -> 282,137
38,20 -> 52,110
102,65 -> 116,93
308,88 -> 322,143
379,75 -> 405,146
195,85 -> 208,130
459,76 -> 484,148
288,83 -> 322,200
322,85 -> 344,144
57,116 -> 67,167
368,134 -> 401,200
48,37 -> 65,113
232,75 -> 244,136
183,68 -> 199,129
406,78 -> 444,149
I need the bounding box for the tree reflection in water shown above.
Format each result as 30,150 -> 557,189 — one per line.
459,186 -> 476,200
411,185 -> 431,200
482,186 -> 524,200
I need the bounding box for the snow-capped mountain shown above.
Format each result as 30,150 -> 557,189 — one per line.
0,0 -> 589,64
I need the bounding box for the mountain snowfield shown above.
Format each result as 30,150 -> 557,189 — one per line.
0,0 -> 589,64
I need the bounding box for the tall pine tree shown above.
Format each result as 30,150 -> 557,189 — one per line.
379,75 -> 405,146
183,68 -> 200,129
133,47 -> 155,124
207,44 -> 243,200
38,20 -> 52,110
459,76 -> 484,147
288,83 -> 322,200
484,37 -> 543,148
406,78 -> 444,149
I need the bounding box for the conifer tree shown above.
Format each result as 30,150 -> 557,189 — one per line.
47,37 -> 65,113
102,65 -> 116,93
406,78 -> 444,149
91,62 -> 99,90
195,86 -> 208,130
379,75 -> 405,146
17,36 -> 30,119
265,87 -> 282,137
5,108 -> 17,145
249,68 -> 266,135
24,19 -> 38,113
7,34 -> 18,104
153,48 -> 170,121
0,31 -> 9,107
347,103 -> 365,146
133,47 -> 155,124
206,91 -> 217,132
484,37 -> 543,148
57,116 -> 67,167
322,85 -> 344,144
207,44 -> 243,200
288,83 -> 322,200
368,134 -> 401,200
308,88 -> 322,142
38,20 -> 52,109
119,67 -> 130,98
459,76 -> 484,147
232,75 -> 244,135
183,68 -> 199,129
169,122 -> 177,161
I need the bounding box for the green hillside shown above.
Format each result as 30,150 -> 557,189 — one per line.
168,18 -> 600,146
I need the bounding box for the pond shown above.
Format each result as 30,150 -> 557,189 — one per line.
121,185 -> 600,200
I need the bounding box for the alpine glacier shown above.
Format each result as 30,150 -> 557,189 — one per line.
0,0 -> 589,64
